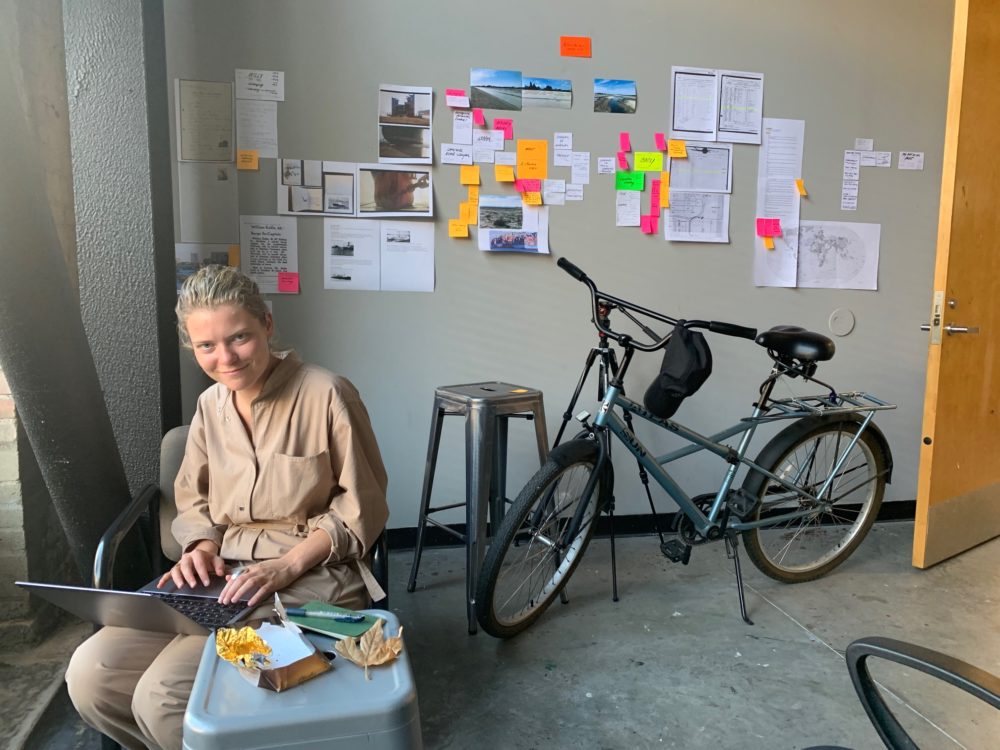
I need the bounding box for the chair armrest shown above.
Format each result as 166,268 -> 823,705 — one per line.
93,483 -> 161,590
846,636 -> 1000,749
370,529 -> 389,609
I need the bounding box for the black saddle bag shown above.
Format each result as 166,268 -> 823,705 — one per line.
643,323 -> 713,419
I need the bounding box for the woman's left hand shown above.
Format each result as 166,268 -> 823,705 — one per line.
219,560 -> 297,607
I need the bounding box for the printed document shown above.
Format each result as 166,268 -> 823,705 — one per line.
753,118 -> 805,287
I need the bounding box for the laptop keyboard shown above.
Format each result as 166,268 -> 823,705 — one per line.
152,593 -> 247,629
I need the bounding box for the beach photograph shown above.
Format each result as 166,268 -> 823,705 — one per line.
470,67 -> 523,111
522,76 -> 572,109
478,194 -> 523,229
594,79 -> 637,113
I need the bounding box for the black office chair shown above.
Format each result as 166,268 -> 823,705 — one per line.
807,636 -> 1000,750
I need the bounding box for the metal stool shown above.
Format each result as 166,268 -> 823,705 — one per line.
406,382 -> 549,633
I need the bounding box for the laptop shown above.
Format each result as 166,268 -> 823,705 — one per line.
16,575 -> 253,636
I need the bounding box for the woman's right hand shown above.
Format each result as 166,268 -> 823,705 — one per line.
157,540 -> 225,590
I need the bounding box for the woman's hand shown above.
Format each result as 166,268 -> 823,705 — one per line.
157,540 -> 225,590
218,559 -> 298,607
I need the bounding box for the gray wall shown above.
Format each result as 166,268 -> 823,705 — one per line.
165,0 -> 951,528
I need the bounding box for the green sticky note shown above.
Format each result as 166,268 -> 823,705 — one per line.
634,152 -> 664,172
615,171 -> 645,191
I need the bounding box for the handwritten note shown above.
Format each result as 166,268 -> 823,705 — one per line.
448,219 -> 469,238
441,143 -> 473,165
494,118 -> 514,140
235,69 -> 284,101
667,140 -> 687,158
516,139 -> 548,180
615,171 -> 645,191
467,185 -> 480,204
277,272 -> 299,293
560,36 -> 592,57
460,165 -> 481,185
515,178 -> 542,193
237,150 -> 260,170
619,132 -> 632,152
522,191 -> 543,205
473,108 -> 486,126
554,132 -> 573,150
445,88 -> 470,108
495,164 -> 516,182
617,151 -> 630,170
756,218 -> 782,237
654,133 -> 667,151
634,152 -> 663,172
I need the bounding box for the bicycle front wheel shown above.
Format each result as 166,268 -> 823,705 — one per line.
475,438 -> 606,638
741,418 -> 888,583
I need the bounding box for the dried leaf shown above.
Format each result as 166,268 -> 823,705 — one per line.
216,626 -> 272,668
333,618 -> 404,679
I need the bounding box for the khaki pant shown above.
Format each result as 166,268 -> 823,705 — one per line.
66,566 -> 368,750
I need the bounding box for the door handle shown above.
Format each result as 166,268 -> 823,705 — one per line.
920,323 -> 980,334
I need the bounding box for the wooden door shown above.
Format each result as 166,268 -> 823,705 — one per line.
914,0 -> 1000,567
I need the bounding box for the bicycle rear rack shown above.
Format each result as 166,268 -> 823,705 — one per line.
751,391 -> 897,422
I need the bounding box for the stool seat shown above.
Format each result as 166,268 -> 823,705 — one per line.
407,382 -> 548,634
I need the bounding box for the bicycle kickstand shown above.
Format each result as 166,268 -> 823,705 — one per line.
725,534 -> 754,626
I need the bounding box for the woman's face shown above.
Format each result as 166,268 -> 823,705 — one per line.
185,304 -> 274,397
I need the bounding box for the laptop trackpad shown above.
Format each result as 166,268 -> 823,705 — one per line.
139,572 -> 249,601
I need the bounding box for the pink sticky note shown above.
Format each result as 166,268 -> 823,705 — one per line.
640,215 -> 653,234
277,272 -> 299,293
494,118 -> 514,139
445,88 -> 465,97
473,108 -> 486,126
755,218 -> 782,237
617,151 -> 629,170
649,213 -> 659,234
655,132 -> 667,151
651,179 -> 661,209
619,132 -> 632,152
515,178 -> 541,193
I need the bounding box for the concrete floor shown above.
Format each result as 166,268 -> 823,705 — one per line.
10,520 -> 1000,749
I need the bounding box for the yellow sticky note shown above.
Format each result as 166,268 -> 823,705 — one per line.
667,140 -> 687,158
495,164 -> 516,182
522,191 -> 542,205
448,219 -> 469,238
467,185 -> 480,205
237,150 -> 259,170
763,236 -> 775,250
227,244 -> 240,266
634,152 -> 664,172
459,202 -> 471,224
516,139 -> 548,180
460,165 -> 481,185
795,178 -> 807,196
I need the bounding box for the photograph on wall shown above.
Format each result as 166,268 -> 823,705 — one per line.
477,196 -> 548,254
356,163 -> 433,218
174,243 -> 236,292
593,79 -> 637,114
278,160 -> 357,217
470,68 -> 523,111
521,76 -> 572,109
377,84 -> 432,164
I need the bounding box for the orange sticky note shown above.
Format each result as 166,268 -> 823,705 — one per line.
659,172 -> 670,208
560,36 -> 592,57
459,202 -> 471,224
237,150 -> 259,170
472,108 -> 486,126
522,191 -> 543,205
495,164 -> 516,182
448,219 -> 469,238
227,244 -> 240,266
795,178 -> 808,196
467,185 -> 480,205
460,165 -> 481,185
667,140 -> 687,158
763,236 -> 775,250
516,139 -> 548,180
277,272 -> 299,293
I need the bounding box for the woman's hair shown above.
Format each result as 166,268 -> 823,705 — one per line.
175,265 -> 270,348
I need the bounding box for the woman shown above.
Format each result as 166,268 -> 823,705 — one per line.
66,265 -> 389,750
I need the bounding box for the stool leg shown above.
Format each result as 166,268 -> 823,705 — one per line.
533,398 -> 550,464
490,416 -> 509,532
407,403 -> 446,593
465,406 -> 495,634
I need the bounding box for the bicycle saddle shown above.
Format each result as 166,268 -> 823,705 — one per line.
755,325 -> 835,362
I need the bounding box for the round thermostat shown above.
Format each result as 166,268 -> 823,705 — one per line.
828,308 -> 856,337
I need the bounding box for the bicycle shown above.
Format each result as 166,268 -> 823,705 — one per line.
475,258 -> 896,638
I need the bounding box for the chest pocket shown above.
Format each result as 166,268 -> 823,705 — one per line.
258,450 -> 335,522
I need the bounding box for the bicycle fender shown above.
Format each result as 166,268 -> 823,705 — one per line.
741,413 -> 893,501
545,438 -> 615,511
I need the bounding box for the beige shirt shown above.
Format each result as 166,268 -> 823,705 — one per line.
172,351 -> 389,606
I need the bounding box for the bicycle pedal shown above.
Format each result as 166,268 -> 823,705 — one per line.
660,539 -> 691,565
727,488 -> 757,519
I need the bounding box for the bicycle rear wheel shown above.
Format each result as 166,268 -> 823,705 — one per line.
475,438 -> 606,638
741,417 -> 888,583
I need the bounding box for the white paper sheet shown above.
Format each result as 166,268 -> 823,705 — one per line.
566,184 -> 584,201
380,221 -> 435,291
616,190 -> 641,227
323,218 -> 381,291
664,191 -> 730,242
453,111 -> 473,145
236,100 -> 278,158
668,142 -> 732,193
554,150 -> 573,167
473,147 -> 496,164
178,162 -> 239,243
854,137 -> 874,151
240,215 -> 298,294
542,179 -> 566,206
571,151 -> 591,185
554,132 -> 573,150
843,150 -> 861,181
597,157 -> 615,175
753,118 -> 805,287
377,84 -> 432,164
797,221 -> 880,290
670,66 -> 719,141
235,69 -> 284,101
176,79 -> 234,162
841,180 -> 859,211
494,151 -> 516,166
472,130 -> 504,151
898,151 -> 924,170
440,144 -> 473,165
875,151 -> 892,168
717,70 -> 764,145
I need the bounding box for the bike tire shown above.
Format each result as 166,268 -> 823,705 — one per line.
741,417 -> 888,583
475,438 -> 606,638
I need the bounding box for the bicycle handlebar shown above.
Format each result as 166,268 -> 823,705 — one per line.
556,256 -> 758,351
